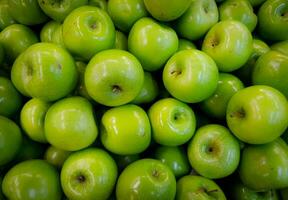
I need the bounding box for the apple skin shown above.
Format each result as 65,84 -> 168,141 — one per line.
100,104 -> 151,155
227,85 -> 288,144
2,159 -> 62,200
51,24 -> 66,48
114,30 -> 128,50
40,20 -> 62,43
45,96 -> 98,151
0,116 -> 22,166
38,0 -> 88,22
0,77 -> 22,117
248,0 -> 266,7
116,158 -> 176,200
271,40 -> 288,56
202,20 -> 253,72
175,0 -> 219,41
219,0 -> 257,32
176,175 -> 226,200
63,6 -> 115,61
144,0 -> 192,21
44,146 -> 71,169
0,0 -> 16,31
89,0 -> 107,11
108,0 -> 148,32
239,138 -> 288,191
252,51 -> 288,99
8,0 -> 48,25
0,24 -> 38,63
11,43 -> 78,102
177,38 -> 197,51
154,146 -> 190,178
200,73 -> 244,120
85,49 -> 144,107
163,49 -> 219,103
187,124 -> 240,179
20,98 -> 51,143
148,98 -> 196,146
128,17 -> 178,71
258,0 -> 288,41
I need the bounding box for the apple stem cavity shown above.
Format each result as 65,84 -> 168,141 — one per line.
170,70 -> 182,77
112,85 -> 122,94
230,107 -> 246,119
77,175 -> 86,183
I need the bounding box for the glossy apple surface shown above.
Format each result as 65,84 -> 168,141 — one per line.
40,20 -> 62,43
177,39 -> 197,51
271,40 -> 288,56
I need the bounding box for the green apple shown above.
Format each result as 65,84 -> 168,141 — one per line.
61,148 -> 118,200
112,154 -> 140,171
234,38 -> 270,85
202,20 -> 253,72
40,20 -> 62,43
187,124 -> 240,179
200,73 -> 244,119
248,0 -> 266,7
252,51 -> 288,98
176,175 -> 226,200
44,146 -> 71,169
0,0 -> 16,31
271,40 -> 288,56
239,138 -> 288,191
148,98 -> 196,146
154,146 -> 190,178
131,71 -> 158,104
219,0 -> 257,32
0,76 -> 22,117
227,85 -> 288,144
108,0 -> 148,32
20,98 -> 51,143
177,38 -> 197,51
128,17 -> 178,71
45,96 -> 98,151
0,24 -> 38,63
51,24 -> 65,48
116,158 -> 176,200
258,0 -> 288,41
63,6 -> 115,61
11,43 -> 78,101
2,159 -> 61,200
89,0 -> 107,11
38,0 -> 88,22
85,49 -> 144,106
114,30 -> 128,50
163,49 -> 219,103
144,0 -> 192,21
8,0 -> 48,25
100,104 -> 151,155
175,0 -> 219,41
0,116 -> 22,166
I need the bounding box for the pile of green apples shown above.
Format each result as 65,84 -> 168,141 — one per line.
0,0 -> 288,199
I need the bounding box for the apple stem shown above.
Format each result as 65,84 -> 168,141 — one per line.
112,85 -> 122,94
77,175 -> 86,183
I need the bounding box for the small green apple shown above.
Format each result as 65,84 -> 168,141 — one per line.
44,146 -> 72,169
0,0 -> 16,31
51,24 -> 65,48
114,30 -> 128,50
177,38 -> 197,51
40,20 -> 62,43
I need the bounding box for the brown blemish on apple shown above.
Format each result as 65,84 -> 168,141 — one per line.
170,70 -> 182,76
230,107 -> 245,119
57,63 -> 62,70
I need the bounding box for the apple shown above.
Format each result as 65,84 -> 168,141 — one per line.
219,0 -> 257,32
143,0 -> 192,21
0,76 -> 22,117
44,146 -> 71,169
0,24 -> 38,63
187,124 -> 240,179
62,6 -> 115,61
107,0 -> 148,32
132,71 -> 158,105
177,38 -> 197,51
61,148 -> 118,200
8,0 -> 48,25
248,0 -> 267,7
0,0 -> 16,31
20,98 -> 51,143
148,98 -> 196,146
11,43 -> 78,101
40,20 -> 62,43
271,40 -> 288,56
239,138 -> 288,191
154,146 -> 190,178
85,49 -> 144,106
45,96 -> 98,151
200,73 -> 244,119
176,175 -> 226,200
116,158 -> 176,200
258,0 -> 288,41
112,154 -> 140,171
51,24 -> 66,48
163,49 -> 219,103
38,0 -> 88,22
0,116 -> 22,166
114,30 -> 128,50
175,0 -> 219,41
252,50 -> 288,98
2,159 -> 62,200
202,20 -> 253,72
128,17 -> 178,71
89,0 -> 107,11
226,85 -> 288,144
100,104 -> 151,155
